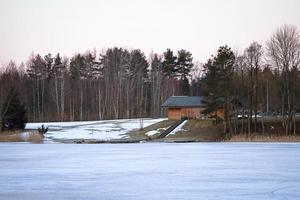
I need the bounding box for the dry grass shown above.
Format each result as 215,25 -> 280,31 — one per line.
228,134 -> 300,142
0,130 -> 23,135
128,120 -> 175,140
167,119 -> 224,141
0,131 -> 44,143
27,132 -> 44,143
0,133 -> 24,142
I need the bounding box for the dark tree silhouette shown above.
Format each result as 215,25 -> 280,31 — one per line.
1,88 -> 28,131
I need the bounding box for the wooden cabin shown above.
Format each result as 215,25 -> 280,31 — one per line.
161,96 -> 205,120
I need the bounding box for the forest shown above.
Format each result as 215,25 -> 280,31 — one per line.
0,24 -> 300,135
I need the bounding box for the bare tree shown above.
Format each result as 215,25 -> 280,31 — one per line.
267,25 -> 300,135
244,42 -> 263,134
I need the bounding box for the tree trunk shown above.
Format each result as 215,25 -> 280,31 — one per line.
60,77 -> 64,122
55,77 -> 60,120
80,82 -> 83,121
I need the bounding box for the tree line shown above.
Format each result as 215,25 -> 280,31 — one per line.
202,25 -> 300,136
0,24 -> 299,135
0,47 -> 200,128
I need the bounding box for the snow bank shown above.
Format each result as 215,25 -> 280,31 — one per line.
25,118 -> 166,141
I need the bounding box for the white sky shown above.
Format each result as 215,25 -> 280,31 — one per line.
0,0 -> 300,66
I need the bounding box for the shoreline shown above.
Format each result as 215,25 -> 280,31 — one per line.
227,134 -> 300,143
1,130 -> 300,144
51,135 -> 300,144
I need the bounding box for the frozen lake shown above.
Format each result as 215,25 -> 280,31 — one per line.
0,143 -> 300,200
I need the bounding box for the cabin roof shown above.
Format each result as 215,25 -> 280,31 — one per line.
161,96 -> 205,108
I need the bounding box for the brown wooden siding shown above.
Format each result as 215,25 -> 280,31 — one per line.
167,107 -> 203,120
208,108 -> 225,119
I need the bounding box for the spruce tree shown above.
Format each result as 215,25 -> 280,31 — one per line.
1,88 -> 27,130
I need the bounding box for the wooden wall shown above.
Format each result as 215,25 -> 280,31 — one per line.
167,107 -> 203,120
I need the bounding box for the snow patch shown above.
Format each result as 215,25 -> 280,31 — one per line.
25,118 -> 166,141
168,120 -> 188,135
145,127 -> 169,136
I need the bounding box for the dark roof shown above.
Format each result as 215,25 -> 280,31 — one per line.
161,96 -> 205,108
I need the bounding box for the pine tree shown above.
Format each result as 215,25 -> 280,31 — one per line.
180,76 -> 190,95
202,59 -> 222,114
176,49 -> 193,79
1,88 -> 27,131
162,49 -> 177,77
202,45 -> 235,134
176,49 -> 193,95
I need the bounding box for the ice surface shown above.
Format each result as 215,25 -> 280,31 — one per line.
25,118 -> 166,140
0,143 -> 299,200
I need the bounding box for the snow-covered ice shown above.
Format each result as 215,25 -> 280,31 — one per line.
0,143 -> 299,200
25,118 -> 166,141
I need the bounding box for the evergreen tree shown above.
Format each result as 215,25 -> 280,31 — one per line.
180,76 -> 190,95
70,54 -> 85,80
202,45 -> 235,133
150,54 -> 163,72
162,49 -> 177,77
176,49 -> 193,79
44,53 -> 54,79
1,88 -> 27,130
129,49 -> 149,78
176,49 -> 193,95
26,54 -> 47,80
202,59 -> 222,114
53,53 -> 63,73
